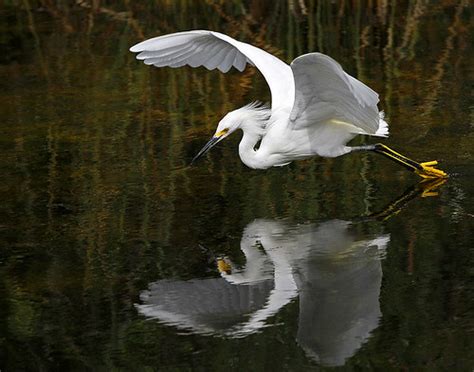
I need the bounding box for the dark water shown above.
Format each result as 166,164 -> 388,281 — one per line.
1,1 -> 473,370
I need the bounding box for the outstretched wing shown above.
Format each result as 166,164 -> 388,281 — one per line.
130,30 -> 294,111
290,53 -> 381,134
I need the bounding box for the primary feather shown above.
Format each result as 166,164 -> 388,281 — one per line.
130,30 -> 294,111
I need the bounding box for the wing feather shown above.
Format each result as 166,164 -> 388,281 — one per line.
290,53 -> 381,134
233,52 -> 248,72
136,43 -> 197,60
203,45 -> 232,70
218,48 -> 238,73
146,47 -> 199,67
130,30 -> 294,111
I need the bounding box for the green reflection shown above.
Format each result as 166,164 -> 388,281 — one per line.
0,1 -> 473,370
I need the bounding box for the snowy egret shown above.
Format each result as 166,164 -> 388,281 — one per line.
130,30 -> 447,179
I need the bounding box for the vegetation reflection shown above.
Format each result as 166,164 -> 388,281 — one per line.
0,0 -> 472,370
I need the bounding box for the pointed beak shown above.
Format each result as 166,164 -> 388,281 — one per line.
191,136 -> 220,164
191,130 -> 228,164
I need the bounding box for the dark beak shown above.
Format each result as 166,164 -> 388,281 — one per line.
191,135 -> 221,164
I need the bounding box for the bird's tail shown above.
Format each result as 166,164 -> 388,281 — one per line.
373,111 -> 389,137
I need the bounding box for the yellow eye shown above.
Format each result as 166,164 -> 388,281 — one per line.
215,128 -> 229,137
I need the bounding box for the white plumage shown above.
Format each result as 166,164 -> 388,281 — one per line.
130,30 -> 389,169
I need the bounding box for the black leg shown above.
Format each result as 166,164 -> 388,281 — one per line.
353,143 -> 448,179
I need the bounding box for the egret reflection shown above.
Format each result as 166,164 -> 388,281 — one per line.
136,180 -> 447,365
136,218 -> 388,365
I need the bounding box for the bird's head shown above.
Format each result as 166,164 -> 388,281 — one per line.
191,102 -> 270,164
190,111 -> 241,164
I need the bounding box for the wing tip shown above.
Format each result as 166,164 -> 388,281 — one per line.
130,44 -> 143,53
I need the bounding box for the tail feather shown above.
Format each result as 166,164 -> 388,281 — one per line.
373,111 -> 389,137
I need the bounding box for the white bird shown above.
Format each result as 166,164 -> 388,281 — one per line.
130,30 -> 446,179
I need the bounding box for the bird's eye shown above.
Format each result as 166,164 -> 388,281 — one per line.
215,128 -> 229,137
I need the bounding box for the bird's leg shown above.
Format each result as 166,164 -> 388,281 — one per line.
366,178 -> 447,220
352,143 -> 448,179
351,177 -> 447,222
373,143 -> 448,178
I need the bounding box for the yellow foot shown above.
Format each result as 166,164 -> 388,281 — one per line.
367,177 -> 447,221
417,177 -> 447,197
373,144 -> 448,179
414,160 -> 448,179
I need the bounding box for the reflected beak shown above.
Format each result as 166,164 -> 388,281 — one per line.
191,133 -> 226,164
217,257 -> 232,275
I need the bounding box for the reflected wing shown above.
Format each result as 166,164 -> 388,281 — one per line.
130,30 -> 294,110
290,53 -> 381,134
136,277 -> 274,336
294,220 -> 389,366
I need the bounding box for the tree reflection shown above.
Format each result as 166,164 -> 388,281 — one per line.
0,1 -> 472,370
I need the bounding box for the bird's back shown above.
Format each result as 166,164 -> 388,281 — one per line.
258,53 -> 388,163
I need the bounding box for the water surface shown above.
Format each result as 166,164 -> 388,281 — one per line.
1,1 -> 473,370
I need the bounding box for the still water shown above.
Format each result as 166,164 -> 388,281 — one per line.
1,1 -> 473,370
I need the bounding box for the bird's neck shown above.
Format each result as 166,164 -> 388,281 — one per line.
232,103 -> 271,169
238,128 -> 265,169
